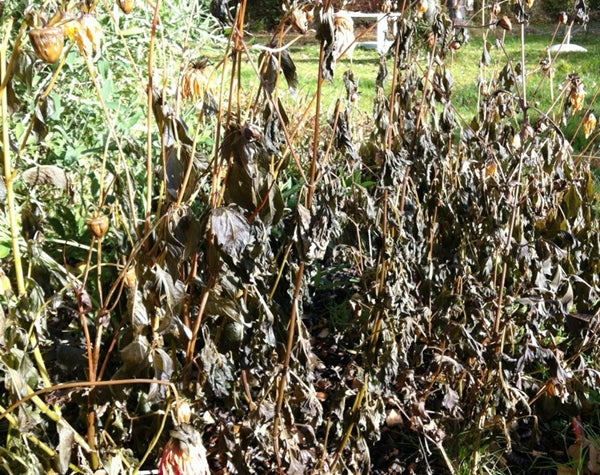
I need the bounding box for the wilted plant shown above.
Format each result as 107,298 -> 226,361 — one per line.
1,0 -> 600,473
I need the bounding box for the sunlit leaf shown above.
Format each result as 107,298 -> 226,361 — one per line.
211,205 -> 251,262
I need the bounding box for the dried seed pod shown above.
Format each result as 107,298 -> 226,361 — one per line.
539,58 -> 551,72
584,111 -> 596,138
497,15 -> 512,31
525,0 -> 534,7
558,11 -> 568,25
491,2 -> 501,16
87,215 -> 109,238
416,0 -> 428,14
0,270 -> 12,296
568,79 -> 586,113
123,267 -> 137,288
427,31 -> 436,48
71,14 -> 103,57
450,40 -> 461,51
28,26 -> 64,63
511,132 -> 521,150
485,160 -> 498,178
117,0 -> 134,14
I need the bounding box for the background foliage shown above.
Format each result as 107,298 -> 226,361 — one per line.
2,0 -> 600,474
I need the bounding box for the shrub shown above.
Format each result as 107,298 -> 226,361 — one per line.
1,1 -> 600,473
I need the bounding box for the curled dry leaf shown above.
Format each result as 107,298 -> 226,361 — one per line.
286,8 -> 310,34
315,4 -> 335,81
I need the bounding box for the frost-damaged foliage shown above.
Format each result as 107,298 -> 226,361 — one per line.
2,0 -> 600,474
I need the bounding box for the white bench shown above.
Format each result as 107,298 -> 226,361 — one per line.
347,12 -> 401,54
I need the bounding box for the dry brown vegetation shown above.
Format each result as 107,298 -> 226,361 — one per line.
2,1 -> 600,474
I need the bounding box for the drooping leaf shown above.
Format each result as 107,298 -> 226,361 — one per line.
333,104 -> 358,164
148,348 -> 173,400
120,334 -> 150,368
315,4 -> 336,81
55,421 -> 74,474
21,165 -> 72,194
375,54 -> 387,88
221,123 -> 262,170
211,205 -> 251,262
481,40 -> 491,66
151,88 -> 193,148
261,46 -> 298,95
342,69 -> 358,102
200,328 -> 233,398
210,0 -> 233,25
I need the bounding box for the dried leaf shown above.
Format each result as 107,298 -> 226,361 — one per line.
56,421 -> 74,474
211,205 -> 251,262
21,165 -> 71,193
315,5 -> 336,81
120,335 -> 150,368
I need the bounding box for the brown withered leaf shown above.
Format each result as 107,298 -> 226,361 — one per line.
315,4 -> 335,81
211,205 -> 251,263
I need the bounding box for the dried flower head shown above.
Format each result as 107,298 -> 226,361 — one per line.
566,73 -> 586,113
497,15 -> 512,31
29,26 -> 64,63
180,58 -> 212,101
558,11 -> 568,25
117,0 -> 135,14
416,0 -> 428,14
584,111 -> 596,139
158,425 -> 209,475
86,214 -> 109,239
525,0 -> 534,8
64,14 -> 102,57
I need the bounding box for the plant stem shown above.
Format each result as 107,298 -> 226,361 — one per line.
0,403 -> 84,473
273,4 -> 329,465
1,378 -> 180,422
1,18 -> 25,296
145,0 -> 161,233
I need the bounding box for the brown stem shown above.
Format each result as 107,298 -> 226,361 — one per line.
145,0 -> 161,235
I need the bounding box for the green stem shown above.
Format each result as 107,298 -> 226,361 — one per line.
132,402 -> 171,474
0,403 -> 84,473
